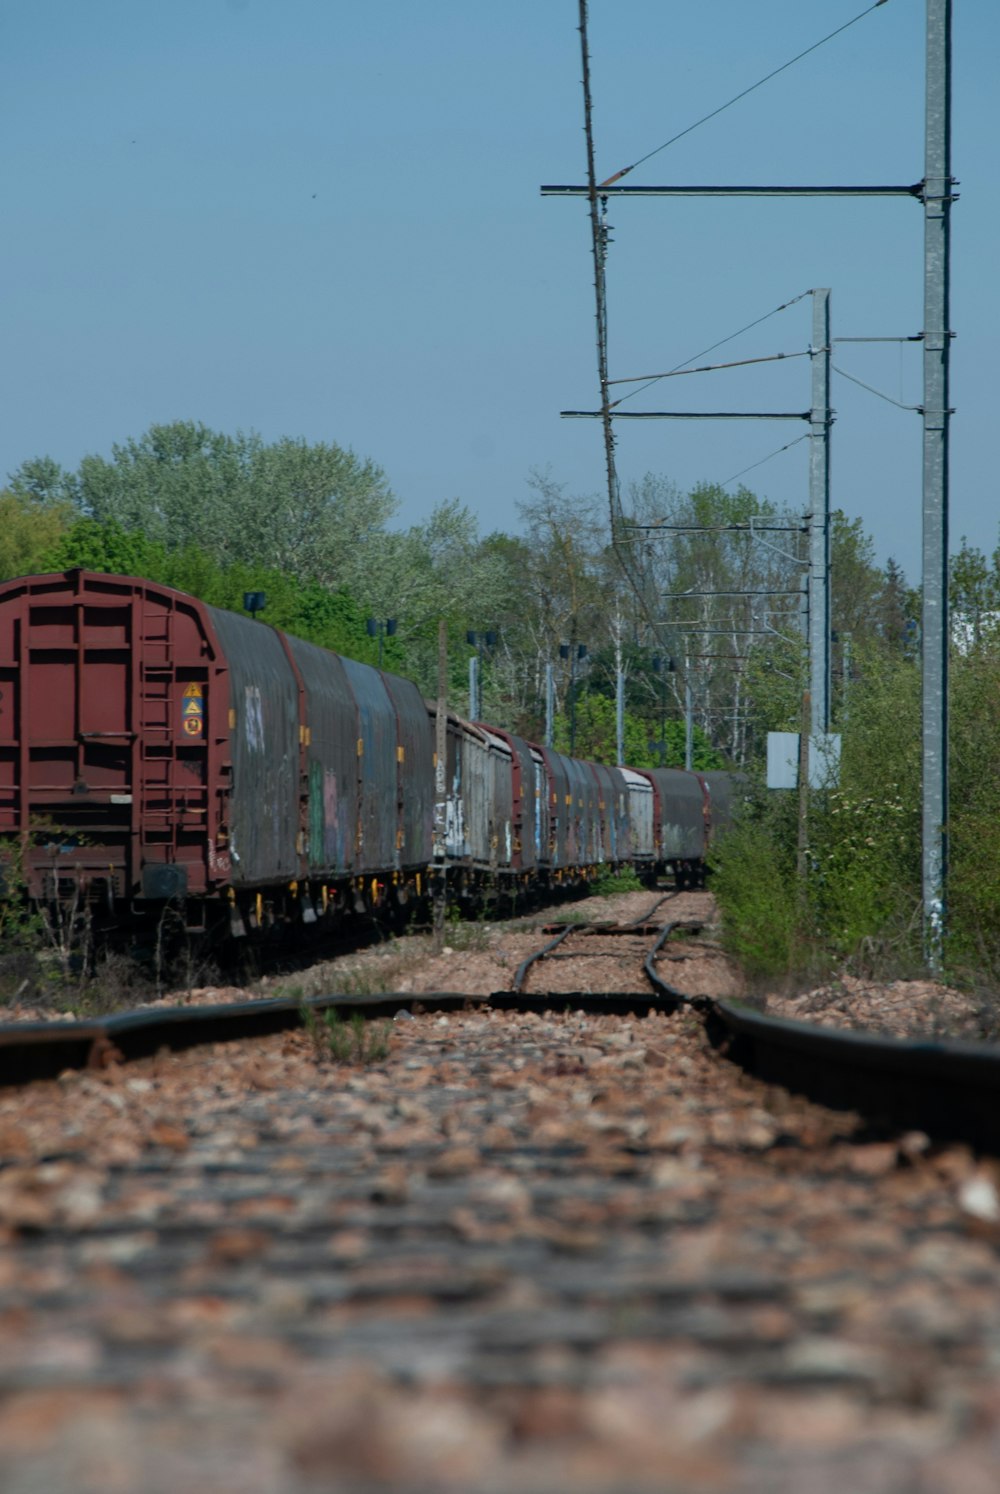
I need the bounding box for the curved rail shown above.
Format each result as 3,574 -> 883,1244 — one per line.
705,997 -> 1000,1153
511,925 -> 575,995
643,919 -> 705,1002
513,903 -> 687,999
637,919 -> 1000,1152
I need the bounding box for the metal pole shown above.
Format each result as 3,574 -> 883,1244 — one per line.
433,620 -> 448,954
616,664 -> 625,766
797,691 -> 811,894
569,651 -> 577,757
660,672 -> 666,768
542,184 -> 922,199
809,288 -> 832,734
545,663 -> 554,748
921,0 -> 952,964
468,655 -> 479,720
684,651 -> 693,772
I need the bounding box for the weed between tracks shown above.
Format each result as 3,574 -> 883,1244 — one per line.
443,909 -> 492,952
590,867 -> 644,897
301,1005 -> 393,1065
548,908 -> 588,926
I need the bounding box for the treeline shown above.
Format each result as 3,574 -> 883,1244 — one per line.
3,418 -> 923,774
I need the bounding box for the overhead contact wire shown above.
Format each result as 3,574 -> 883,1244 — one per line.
608,349 -> 808,407
609,350 -> 807,385
598,0 -> 893,188
717,432 -> 810,489
614,290 -> 812,407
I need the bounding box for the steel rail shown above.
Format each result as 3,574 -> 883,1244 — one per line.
6,933 -> 1000,1154
705,999 -> 1000,1152
512,920 -> 668,997
644,920 -> 699,1006
511,925 -> 575,996
0,911 -> 692,1082
0,983 -> 681,1087
514,890 -> 685,996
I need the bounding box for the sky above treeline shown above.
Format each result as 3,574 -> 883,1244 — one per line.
1,1 -> 996,582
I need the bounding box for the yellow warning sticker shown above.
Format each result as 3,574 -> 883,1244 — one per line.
183,684 -> 203,698
183,699 -> 203,716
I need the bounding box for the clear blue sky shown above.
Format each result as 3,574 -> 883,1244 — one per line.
1,1 -> 995,582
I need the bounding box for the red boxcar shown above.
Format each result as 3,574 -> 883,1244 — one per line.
0,571 -> 433,929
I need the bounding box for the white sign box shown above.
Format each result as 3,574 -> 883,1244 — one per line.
767,731 -> 841,790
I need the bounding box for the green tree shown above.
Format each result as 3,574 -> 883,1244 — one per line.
42,517 -> 169,577
8,456 -> 78,507
829,510 -> 884,642
350,498 -> 517,701
0,489 -> 75,580
950,537 -> 1000,651
239,435 -> 396,589
498,473 -> 623,737
18,425 -> 525,697
874,556 -> 916,653
38,517 -> 377,662
16,421 -> 398,589
947,645 -> 1000,972
550,691 -> 723,769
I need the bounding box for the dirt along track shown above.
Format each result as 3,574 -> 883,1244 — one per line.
3,891 -> 1000,1491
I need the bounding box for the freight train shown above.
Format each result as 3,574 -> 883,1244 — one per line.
0,570 -> 739,939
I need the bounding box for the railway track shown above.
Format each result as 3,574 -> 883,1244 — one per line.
511,890 -> 684,997
4,897 -> 1000,1153
3,898 -> 1000,1489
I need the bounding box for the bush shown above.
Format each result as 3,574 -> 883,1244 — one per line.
806,789 -> 919,961
709,814 -> 804,979
711,646 -> 929,982
947,649 -> 1000,974
590,866 -> 644,896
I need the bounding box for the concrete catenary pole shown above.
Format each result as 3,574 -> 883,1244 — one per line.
921,0 -> 952,963
433,620 -> 448,954
809,288 -> 832,735
684,649 -> 693,772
